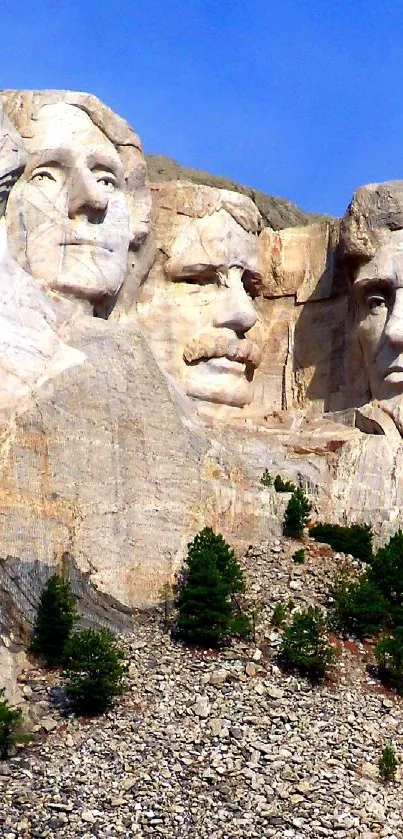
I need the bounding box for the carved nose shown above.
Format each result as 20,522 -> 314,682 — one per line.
212,266 -> 257,333
68,167 -> 108,220
385,289 -> 403,347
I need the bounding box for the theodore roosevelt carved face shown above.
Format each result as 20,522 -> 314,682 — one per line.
5,102 -> 132,305
137,187 -> 263,409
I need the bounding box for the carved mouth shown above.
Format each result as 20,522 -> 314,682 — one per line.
204,357 -> 246,373
61,239 -> 112,252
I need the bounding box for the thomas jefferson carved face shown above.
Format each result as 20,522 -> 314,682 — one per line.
137,205 -> 262,408
353,229 -> 403,400
5,103 -> 131,303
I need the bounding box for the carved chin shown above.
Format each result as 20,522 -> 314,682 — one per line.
37,250 -> 126,302
185,358 -> 254,407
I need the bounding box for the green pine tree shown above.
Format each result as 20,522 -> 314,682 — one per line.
31,574 -> 78,665
65,628 -> 127,715
279,606 -> 335,681
283,488 -> 311,538
378,745 -> 398,782
177,527 -> 250,645
375,627 -> 403,694
331,570 -> 389,637
274,475 -> 296,493
369,531 -> 403,623
187,527 -> 245,594
0,689 -> 31,759
310,522 -> 373,562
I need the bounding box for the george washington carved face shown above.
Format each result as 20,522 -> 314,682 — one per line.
5,103 -> 132,304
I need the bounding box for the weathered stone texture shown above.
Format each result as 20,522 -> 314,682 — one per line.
259,221 -> 340,301
1,90 -> 403,680
0,320 -> 205,607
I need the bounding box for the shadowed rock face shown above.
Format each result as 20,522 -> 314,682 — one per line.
0,104 -> 26,216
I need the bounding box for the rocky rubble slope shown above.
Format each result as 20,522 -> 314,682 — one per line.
1,538 -> 403,839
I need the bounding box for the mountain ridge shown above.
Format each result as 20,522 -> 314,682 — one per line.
145,153 -> 330,230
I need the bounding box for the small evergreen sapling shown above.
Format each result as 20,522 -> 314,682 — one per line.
274,475 -> 296,493
378,745 -> 398,782
0,688 -> 31,759
375,627 -> 403,694
159,581 -> 176,630
260,469 -> 273,487
249,600 -> 261,643
283,488 -> 311,539
271,603 -> 288,628
64,628 -> 127,714
31,574 -> 78,665
279,605 -> 335,681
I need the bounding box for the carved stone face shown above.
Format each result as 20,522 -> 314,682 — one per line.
353,229 -> 403,400
5,102 -> 131,303
138,208 -> 262,408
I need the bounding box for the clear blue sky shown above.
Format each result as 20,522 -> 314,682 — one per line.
3,0 -> 403,216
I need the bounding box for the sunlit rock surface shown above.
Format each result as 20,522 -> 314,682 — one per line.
0,89 -> 403,686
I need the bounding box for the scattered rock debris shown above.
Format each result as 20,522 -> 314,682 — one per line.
2,538 -> 403,838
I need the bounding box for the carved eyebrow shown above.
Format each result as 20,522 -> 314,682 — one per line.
353,276 -> 398,290
86,152 -> 123,179
169,265 -> 220,283
25,151 -> 69,175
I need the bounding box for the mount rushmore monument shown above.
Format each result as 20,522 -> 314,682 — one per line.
1,89 -> 403,664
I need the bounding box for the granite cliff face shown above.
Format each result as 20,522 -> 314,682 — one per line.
1,90 -> 403,686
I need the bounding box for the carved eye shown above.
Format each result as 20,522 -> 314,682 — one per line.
182,272 -> 220,287
93,168 -> 118,190
97,175 -> 116,188
366,293 -> 388,310
29,170 -> 57,183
